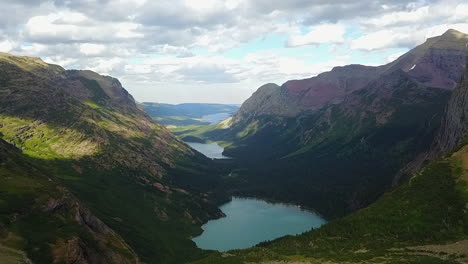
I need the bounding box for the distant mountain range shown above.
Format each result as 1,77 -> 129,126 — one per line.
141,102 -> 239,126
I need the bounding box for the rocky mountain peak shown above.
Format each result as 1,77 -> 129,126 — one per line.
384,29 -> 468,89
428,28 -> 468,50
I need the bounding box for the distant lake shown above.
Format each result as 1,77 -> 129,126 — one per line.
186,142 -> 231,159
202,112 -> 231,125
192,197 -> 326,252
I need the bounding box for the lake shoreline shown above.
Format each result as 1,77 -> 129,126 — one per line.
192,197 -> 327,252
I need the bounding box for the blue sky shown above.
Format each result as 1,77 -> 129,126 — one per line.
1,0 -> 467,104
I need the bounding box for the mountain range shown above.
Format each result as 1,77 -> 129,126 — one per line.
192,29 -> 468,264
142,102 -> 239,126
0,29 -> 468,264
185,29 -> 468,218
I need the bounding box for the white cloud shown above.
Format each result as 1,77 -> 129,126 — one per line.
1,0 -> 467,104
86,58 -> 126,75
286,24 -> 346,47
25,11 -> 143,43
424,23 -> 468,39
350,30 -> 411,51
0,40 -> 14,52
351,22 -> 468,51
80,43 -> 106,56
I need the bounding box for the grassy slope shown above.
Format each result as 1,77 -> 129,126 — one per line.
192,145 -> 468,264
0,139 -> 138,264
0,53 -> 223,263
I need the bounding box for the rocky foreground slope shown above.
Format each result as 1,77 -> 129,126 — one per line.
0,52 -> 223,264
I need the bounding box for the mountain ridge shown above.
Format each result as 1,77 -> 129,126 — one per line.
0,52 -> 224,263
192,52 -> 468,264
181,29 -> 468,219
232,29 -> 468,121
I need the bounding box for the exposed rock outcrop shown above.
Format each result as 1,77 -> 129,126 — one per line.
432,63 -> 468,155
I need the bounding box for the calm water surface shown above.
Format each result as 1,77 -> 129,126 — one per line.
186,142 -> 230,159
202,112 -> 231,124
193,197 -> 326,252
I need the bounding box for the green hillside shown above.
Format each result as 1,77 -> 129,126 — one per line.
0,52 -> 224,264
192,147 -> 468,263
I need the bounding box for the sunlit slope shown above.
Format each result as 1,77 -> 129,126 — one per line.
0,52 -> 223,264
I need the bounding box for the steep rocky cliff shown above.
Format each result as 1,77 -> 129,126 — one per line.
433,62 -> 468,154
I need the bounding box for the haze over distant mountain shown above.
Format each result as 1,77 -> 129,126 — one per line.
142,102 -> 239,126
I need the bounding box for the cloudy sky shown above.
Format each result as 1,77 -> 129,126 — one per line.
1,0 -> 467,104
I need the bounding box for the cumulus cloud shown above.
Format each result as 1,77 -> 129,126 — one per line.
24,11 -> 144,43
0,0 -> 467,103
286,24 -> 346,47
0,40 -> 14,53
79,44 -> 106,56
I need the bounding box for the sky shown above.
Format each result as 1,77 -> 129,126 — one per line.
1,0 -> 467,104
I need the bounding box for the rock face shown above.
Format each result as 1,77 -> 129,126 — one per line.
398,61 -> 468,179
386,29 -> 468,90
433,63 -> 468,155
283,65 -> 378,111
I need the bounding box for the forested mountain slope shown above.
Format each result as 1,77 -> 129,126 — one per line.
190,29 -> 468,218
0,52 -> 223,264
192,56 -> 468,264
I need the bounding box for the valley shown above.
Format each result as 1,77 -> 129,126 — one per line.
142,102 -> 239,127
0,28 -> 468,264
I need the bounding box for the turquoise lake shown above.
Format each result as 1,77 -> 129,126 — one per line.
186,142 -> 231,159
192,197 -> 326,252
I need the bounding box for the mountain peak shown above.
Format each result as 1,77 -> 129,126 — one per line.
432,29 -> 468,50
0,52 -> 64,77
441,28 -> 467,38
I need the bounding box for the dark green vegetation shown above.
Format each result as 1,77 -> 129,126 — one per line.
142,102 -> 238,126
0,138 -> 139,264
0,52 -> 225,264
1,30 -> 468,264
181,30 -> 468,263
180,30 -> 468,220
178,72 -> 452,219
192,156 -> 468,263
